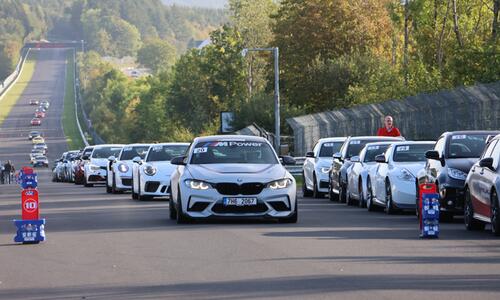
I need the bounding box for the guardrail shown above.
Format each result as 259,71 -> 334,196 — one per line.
0,49 -> 29,101
285,157 -> 305,175
71,49 -> 89,147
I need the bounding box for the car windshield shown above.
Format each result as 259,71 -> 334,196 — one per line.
393,144 -> 434,162
120,146 -> 150,160
363,144 -> 390,162
190,140 -> 278,164
83,148 -> 93,157
346,139 -> 398,159
30,131 -> 40,135
67,152 -> 79,160
447,134 -> 489,159
146,145 -> 188,162
319,142 -> 343,157
92,147 -> 122,159
35,144 -> 46,148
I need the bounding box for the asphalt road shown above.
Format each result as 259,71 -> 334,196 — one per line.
1,49 -> 500,299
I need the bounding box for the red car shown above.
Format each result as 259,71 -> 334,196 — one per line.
73,160 -> 86,185
31,118 -> 41,126
34,111 -> 46,118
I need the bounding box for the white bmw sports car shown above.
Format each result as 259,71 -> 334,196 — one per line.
131,143 -> 190,200
169,135 -> 298,223
83,144 -> 124,187
302,137 -> 346,198
367,141 -> 435,213
106,144 -> 151,193
346,142 -> 394,207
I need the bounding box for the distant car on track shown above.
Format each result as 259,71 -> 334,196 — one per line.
33,156 -> 49,168
29,131 -> 42,140
31,118 -> 41,126
29,99 -> 39,105
83,144 -> 123,187
34,111 -> 46,118
32,136 -> 45,144
169,135 -> 298,223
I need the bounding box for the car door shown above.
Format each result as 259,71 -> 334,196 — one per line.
331,139 -> 349,192
374,152 -> 390,203
427,136 -> 446,183
475,140 -> 500,218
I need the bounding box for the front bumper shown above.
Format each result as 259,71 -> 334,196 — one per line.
315,171 -> 330,193
391,179 -> 417,209
85,168 -> 107,183
140,177 -> 170,197
180,184 -> 297,219
438,183 -> 465,214
114,172 -> 133,191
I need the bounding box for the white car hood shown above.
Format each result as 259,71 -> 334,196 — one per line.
393,162 -> 426,177
187,164 -> 286,182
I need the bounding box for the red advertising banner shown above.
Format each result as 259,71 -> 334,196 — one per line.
21,189 -> 39,220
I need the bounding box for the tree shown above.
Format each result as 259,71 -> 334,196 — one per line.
137,39 -> 177,73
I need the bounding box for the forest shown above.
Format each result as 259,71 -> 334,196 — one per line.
1,0 -> 499,145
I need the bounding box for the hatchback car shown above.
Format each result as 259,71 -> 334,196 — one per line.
347,142 -> 394,207
417,131 -> 499,221
302,137 -> 346,198
369,141 -> 435,213
464,134 -> 500,235
131,143 -> 189,200
329,136 -> 404,202
33,156 -> 49,168
28,131 -> 42,140
169,135 -> 298,223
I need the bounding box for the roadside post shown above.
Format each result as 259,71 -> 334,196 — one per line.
419,183 -> 439,238
13,166 -> 46,244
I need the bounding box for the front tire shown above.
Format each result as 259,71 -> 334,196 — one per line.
339,177 -> 347,203
358,178 -> 366,208
302,172 -> 313,197
464,189 -> 485,230
106,176 -> 112,193
366,179 -> 376,212
385,180 -> 396,215
491,190 -> 500,236
312,174 -> 323,198
176,189 -> 191,224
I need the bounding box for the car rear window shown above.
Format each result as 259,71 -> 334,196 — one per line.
92,147 -> 123,159
319,142 -> 343,157
393,144 -> 434,162
363,144 -> 391,162
447,134 -> 489,159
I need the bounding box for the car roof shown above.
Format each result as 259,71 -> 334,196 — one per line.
148,142 -> 190,147
317,137 -> 347,143
123,143 -> 152,147
349,136 -> 404,141
389,141 -> 435,146
93,144 -> 124,148
193,135 -> 269,144
442,130 -> 500,136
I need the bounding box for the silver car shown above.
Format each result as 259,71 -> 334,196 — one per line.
169,135 -> 298,223
303,137 -> 346,198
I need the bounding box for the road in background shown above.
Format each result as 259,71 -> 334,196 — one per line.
1,49 -> 500,299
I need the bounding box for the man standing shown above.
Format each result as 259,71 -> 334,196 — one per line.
377,115 -> 402,137
3,160 -> 12,184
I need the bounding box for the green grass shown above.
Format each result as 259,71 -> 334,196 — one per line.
293,174 -> 303,187
0,51 -> 37,126
62,51 -> 85,150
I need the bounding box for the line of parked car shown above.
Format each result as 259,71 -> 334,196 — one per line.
52,136 -> 299,223
302,130 -> 500,235
28,100 -> 50,167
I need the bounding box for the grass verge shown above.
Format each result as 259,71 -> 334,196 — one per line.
63,50 -> 85,150
293,174 -> 303,188
0,51 -> 37,126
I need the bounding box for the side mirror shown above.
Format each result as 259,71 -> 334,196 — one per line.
306,151 -> 315,158
82,155 -> 89,160
280,155 -> 296,166
479,157 -> 494,170
171,156 -> 187,166
132,156 -> 142,164
63,160 -> 68,164
350,156 -> 360,163
375,154 -> 386,163
425,150 -> 440,160
332,152 -> 342,160
108,155 -> 116,162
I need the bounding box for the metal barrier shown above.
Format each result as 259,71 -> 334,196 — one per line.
0,48 -> 29,101
287,81 -> 500,156
285,157 -> 305,175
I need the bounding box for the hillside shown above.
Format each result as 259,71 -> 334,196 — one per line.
161,0 -> 227,9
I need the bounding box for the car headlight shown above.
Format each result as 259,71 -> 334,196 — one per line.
320,167 -> 331,174
184,179 -> 211,190
118,163 -> 129,173
267,178 -> 293,189
143,165 -> 157,176
397,168 -> 414,181
89,164 -> 101,171
448,168 -> 467,180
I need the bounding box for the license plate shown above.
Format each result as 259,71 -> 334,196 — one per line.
223,197 -> 257,206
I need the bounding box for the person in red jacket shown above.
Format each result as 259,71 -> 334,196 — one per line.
377,116 -> 401,137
